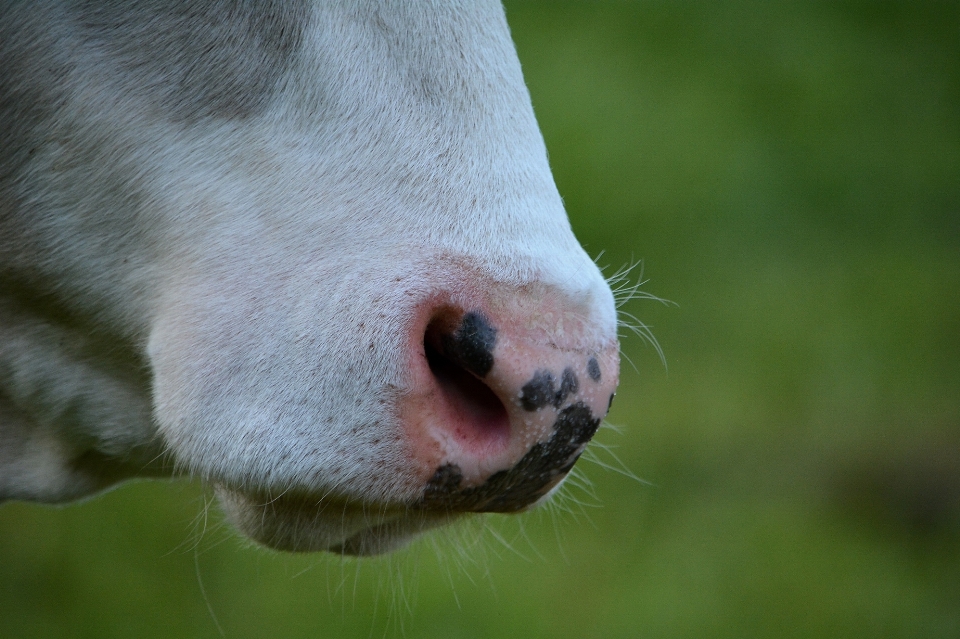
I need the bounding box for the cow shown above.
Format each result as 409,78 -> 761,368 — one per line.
0,0 -> 620,556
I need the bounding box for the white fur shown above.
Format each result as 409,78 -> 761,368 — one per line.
0,1 -> 617,550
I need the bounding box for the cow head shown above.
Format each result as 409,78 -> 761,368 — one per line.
0,1 -> 619,555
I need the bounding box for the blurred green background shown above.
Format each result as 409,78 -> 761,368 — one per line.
2,2 -> 958,637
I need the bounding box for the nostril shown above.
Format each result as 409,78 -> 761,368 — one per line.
424,318 -> 510,453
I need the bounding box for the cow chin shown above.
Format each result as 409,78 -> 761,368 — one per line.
216,487 -> 458,556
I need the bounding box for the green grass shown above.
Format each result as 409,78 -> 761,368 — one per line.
2,2 -> 958,637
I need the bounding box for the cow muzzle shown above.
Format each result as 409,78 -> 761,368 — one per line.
403,290 -> 620,514
215,279 -> 620,556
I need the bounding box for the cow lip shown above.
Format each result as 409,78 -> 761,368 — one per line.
215,486 -> 457,555
326,513 -> 458,556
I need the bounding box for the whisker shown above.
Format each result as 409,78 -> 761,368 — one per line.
581,445 -> 649,485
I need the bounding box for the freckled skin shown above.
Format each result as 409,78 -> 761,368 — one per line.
415,301 -> 618,521
419,401 -> 601,513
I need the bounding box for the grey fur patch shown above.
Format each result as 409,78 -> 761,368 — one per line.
0,3 -> 71,193
1,1 -> 310,312
75,0 -> 308,122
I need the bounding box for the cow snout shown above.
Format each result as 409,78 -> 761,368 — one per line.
404,295 -> 619,514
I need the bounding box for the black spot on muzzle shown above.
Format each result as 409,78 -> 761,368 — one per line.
587,356 -> 602,382
440,311 -> 497,378
420,402 -> 602,513
519,367 -> 579,411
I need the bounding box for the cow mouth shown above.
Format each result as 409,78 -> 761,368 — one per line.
215,487 -> 457,556
326,513 -> 456,556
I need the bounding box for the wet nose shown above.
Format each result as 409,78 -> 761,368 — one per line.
404,301 -> 619,513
